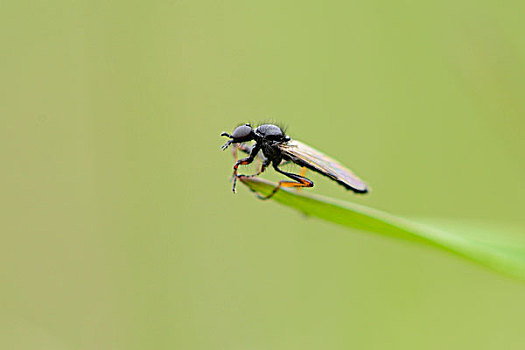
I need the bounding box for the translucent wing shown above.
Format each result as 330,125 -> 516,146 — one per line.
278,140 -> 368,193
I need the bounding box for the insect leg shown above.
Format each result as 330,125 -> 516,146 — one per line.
237,157 -> 271,179
257,164 -> 313,200
231,144 -> 239,161
235,143 -> 253,155
292,167 -> 308,192
232,143 -> 272,176
231,143 -> 261,193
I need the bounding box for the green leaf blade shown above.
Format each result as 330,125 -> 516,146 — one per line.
240,177 -> 525,280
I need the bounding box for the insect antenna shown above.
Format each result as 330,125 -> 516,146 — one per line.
220,132 -> 233,150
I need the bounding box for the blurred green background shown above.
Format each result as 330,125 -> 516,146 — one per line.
1,0 -> 525,349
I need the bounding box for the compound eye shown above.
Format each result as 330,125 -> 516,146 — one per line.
231,124 -> 253,139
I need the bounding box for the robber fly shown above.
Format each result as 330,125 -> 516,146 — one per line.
220,123 -> 368,200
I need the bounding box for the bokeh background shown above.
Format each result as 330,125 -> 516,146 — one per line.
1,1 -> 525,349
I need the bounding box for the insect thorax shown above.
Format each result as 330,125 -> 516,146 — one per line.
260,142 -> 283,163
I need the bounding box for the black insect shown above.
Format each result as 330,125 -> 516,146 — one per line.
220,123 -> 368,199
